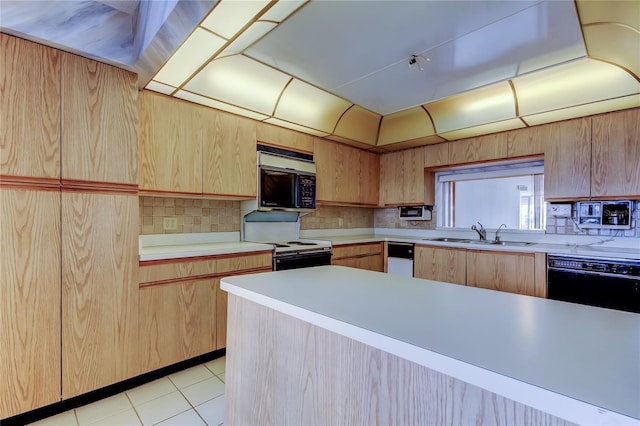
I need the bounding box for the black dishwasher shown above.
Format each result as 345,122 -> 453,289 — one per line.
547,255 -> 640,313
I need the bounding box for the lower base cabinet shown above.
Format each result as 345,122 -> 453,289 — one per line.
414,245 -> 466,285
138,252 -> 271,374
466,250 -> 537,296
332,242 -> 384,272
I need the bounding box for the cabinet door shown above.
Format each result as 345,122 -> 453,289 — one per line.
333,242 -> 384,272
591,109 -> 640,199
139,279 -> 215,371
138,91 -> 203,195
359,150 -> 380,205
314,139 -> 338,203
62,192 -> 139,398
203,109 -> 257,198
61,54 -> 137,185
379,150 -> 404,206
1,34 -> 61,180
1,189 -> 61,418
414,245 -> 466,285
257,122 -> 314,153
403,147 -> 426,205
423,143 -> 449,168
466,250 -> 535,296
507,126 -> 545,158
215,278 -> 228,350
544,118 -> 591,200
449,133 -> 508,165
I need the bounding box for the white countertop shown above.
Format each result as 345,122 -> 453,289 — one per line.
222,266 -> 640,425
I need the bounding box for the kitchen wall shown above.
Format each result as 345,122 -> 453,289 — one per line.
139,196 -> 240,234
545,201 -> 640,238
374,207 -> 437,230
300,206 -> 374,230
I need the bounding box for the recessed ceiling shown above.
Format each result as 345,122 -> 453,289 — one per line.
1,0 -> 639,151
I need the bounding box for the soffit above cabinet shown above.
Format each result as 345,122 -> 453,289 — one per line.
1,0 -> 639,151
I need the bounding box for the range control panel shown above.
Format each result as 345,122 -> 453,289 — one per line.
548,256 -> 640,277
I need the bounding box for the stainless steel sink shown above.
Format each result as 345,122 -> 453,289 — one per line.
491,241 -> 534,246
422,237 -> 470,243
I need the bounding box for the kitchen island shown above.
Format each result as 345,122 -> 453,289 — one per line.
221,266 -> 640,426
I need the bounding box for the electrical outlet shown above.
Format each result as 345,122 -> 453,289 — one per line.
163,217 -> 178,230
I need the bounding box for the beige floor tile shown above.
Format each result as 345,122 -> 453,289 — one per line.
169,365 -> 214,389
28,410 -> 78,425
135,390 -> 191,426
126,377 -> 177,407
204,357 -> 226,375
157,409 -> 206,426
75,393 -> 133,425
195,395 -> 224,426
88,408 -> 141,426
216,373 -> 225,383
181,376 -> 225,407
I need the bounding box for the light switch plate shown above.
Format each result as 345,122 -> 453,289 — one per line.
549,203 -> 572,218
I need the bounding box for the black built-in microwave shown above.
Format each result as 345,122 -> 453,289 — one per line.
257,148 -> 316,210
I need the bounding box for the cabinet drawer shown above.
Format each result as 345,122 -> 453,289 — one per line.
332,242 -> 383,259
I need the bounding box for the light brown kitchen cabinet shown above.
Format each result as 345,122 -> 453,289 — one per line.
379,147 -> 426,206
62,192 -> 140,398
138,91 -> 203,195
61,54 -> 137,185
414,245 -> 466,285
257,122 -> 314,153
423,143 -> 449,168
138,252 -> 272,370
0,188 -> 61,419
203,109 -> 257,198
448,133 -> 508,165
139,279 -> 215,371
314,139 -> 379,206
466,250 -> 537,296
0,34 -> 61,180
591,108 -> 640,199
507,127 -> 545,158
543,118 -> 591,201
332,242 -> 384,272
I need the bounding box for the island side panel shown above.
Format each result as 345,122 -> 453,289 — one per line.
225,294 -> 576,426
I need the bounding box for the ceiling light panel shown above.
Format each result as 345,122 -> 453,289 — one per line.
275,80 -> 351,134
576,0 -> 639,29
175,90 -> 270,121
151,28 -> 226,87
582,25 -> 640,79
184,55 -> 290,115
218,21 -> 276,56
514,59 -> 640,116
201,0 -> 271,39
439,118 -> 525,141
378,108 -> 436,146
260,0 -> 307,22
333,106 -> 381,145
146,80 -> 176,95
426,81 -> 516,134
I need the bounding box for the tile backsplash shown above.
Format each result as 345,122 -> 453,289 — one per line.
139,197 -> 240,234
300,206 -> 374,230
545,201 -> 640,238
374,207 -> 437,230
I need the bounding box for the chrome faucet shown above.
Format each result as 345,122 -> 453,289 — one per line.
471,222 -> 486,241
495,223 -> 507,242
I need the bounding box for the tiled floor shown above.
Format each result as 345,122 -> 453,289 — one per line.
29,357 -> 226,426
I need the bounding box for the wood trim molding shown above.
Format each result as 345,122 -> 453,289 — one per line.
0,175 -> 60,190
139,266 -> 272,288
61,179 -> 138,195
256,140 -> 313,155
139,250 -> 273,267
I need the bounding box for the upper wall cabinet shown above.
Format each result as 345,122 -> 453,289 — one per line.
202,109 -> 257,198
591,109 -> 640,199
380,147 -> 426,206
314,139 -> 379,206
61,54 -> 137,185
0,34 -> 61,180
448,133 -> 508,165
506,127 -> 545,158
543,118 -> 591,200
139,91 -> 204,195
257,122 -> 314,153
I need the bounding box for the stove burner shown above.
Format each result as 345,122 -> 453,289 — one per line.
287,241 -> 317,246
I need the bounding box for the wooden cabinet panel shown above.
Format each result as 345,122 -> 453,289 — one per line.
449,133 -> 508,165
403,146 -> 426,205
1,35 -> 61,180
332,242 -> 384,272
507,126 -> 545,158
591,109 -> 640,199
379,150 -> 404,206
203,109 -> 257,198
315,139 -> 379,205
414,245 -> 466,285
61,54 -> 137,185
423,143 -> 449,168
1,189 -> 61,418
543,118 -> 591,200
138,91 -> 203,195
466,250 -> 535,296
257,122 -> 314,153
62,193 -> 139,398
139,279 -> 214,371
215,279 -> 228,350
